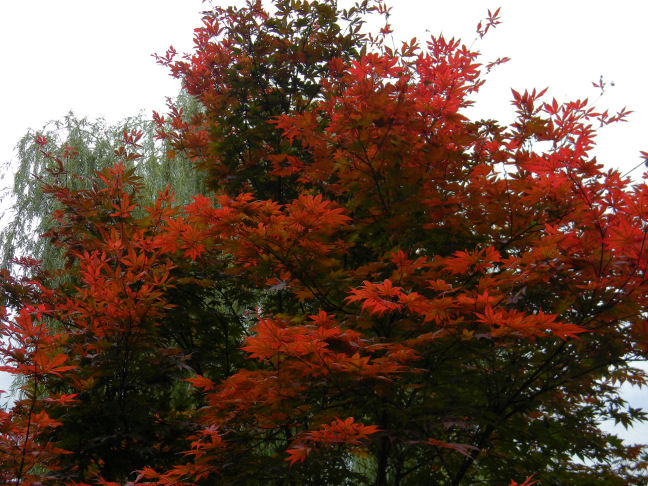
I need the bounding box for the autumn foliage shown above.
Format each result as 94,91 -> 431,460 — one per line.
2,0 -> 648,484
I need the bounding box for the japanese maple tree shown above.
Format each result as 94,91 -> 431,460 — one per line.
2,0 -> 648,484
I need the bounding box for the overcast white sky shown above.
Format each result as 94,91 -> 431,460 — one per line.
1,0 -> 647,444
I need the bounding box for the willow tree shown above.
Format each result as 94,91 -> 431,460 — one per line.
0,91 -> 204,271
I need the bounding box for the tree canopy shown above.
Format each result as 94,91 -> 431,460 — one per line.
1,1 -> 647,485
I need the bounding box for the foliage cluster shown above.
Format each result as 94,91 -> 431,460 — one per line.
0,92 -> 204,271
